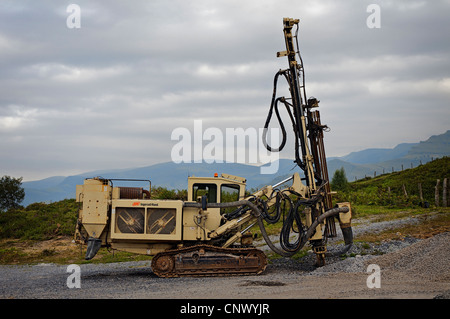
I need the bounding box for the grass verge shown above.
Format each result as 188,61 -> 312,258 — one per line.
0,237 -> 153,265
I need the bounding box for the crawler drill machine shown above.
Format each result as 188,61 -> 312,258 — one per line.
74,18 -> 353,277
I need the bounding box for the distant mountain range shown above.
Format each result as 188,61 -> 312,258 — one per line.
22,130 -> 450,206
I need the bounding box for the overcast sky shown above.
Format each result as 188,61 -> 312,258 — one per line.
1,0 -> 449,181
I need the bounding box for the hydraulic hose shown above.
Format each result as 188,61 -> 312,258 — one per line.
303,207 -> 348,242
258,206 -> 349,257
184,199 -> 261,214
257,215 -> 296,257
185,200 -> 350,257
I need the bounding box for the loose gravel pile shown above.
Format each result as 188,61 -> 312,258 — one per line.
368,232 -> 450,281
309,233 -> 449,277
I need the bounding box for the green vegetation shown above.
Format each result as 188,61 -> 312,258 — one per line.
0,175 -> 25,212
333,157 -> 449,208
0,238 -> 153,265
331,167 -> 349,191
0,199 -> 79,240
151,186 -> 187,200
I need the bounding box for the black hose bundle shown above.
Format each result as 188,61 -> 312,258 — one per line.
257,205 -> 350,257
279,199 -> 305,253
262,70 -> 289,153
262,70 -> 306,171
259,187 -> 324,255
257,192 -> 282,224
185,196 -> 350,257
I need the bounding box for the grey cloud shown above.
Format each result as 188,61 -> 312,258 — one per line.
0,0 -> 449,181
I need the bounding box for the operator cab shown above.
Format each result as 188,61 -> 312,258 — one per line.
187,173 -> 247,208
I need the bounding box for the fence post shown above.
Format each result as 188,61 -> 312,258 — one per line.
402,184 -> 408,197
435,179 -> 440,207
418,183 -> 423,202
443,178 -> 448,208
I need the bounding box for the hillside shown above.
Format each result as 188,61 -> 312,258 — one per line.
327,130 -> 450,182
332,130 -> 450,165
336,143 -> 417,164
335,157 -> 450,206
406,130 -> 450,160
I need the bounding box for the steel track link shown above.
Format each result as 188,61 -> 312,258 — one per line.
151,244 -> 267,278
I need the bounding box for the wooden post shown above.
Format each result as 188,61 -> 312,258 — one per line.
443,178 -> 448,208
418,183 -> 423,202
435,179 -> 440,207
387,186 -> 391,203
402,184 -> 408,197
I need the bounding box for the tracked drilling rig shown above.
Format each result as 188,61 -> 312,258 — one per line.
74,18 -> 353,277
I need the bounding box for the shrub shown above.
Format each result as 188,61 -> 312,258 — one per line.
0,199 -> 79,240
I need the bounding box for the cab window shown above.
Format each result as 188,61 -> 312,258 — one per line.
192,183 -> 217,203
220,184 -> 240,203
220,184 -> 240,214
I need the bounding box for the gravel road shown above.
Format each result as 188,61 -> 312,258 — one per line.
1,215 -> 449,300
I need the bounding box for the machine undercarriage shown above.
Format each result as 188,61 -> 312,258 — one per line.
152,245 -> 267,278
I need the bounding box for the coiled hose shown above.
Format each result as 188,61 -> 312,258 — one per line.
184,200 -> 351,257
